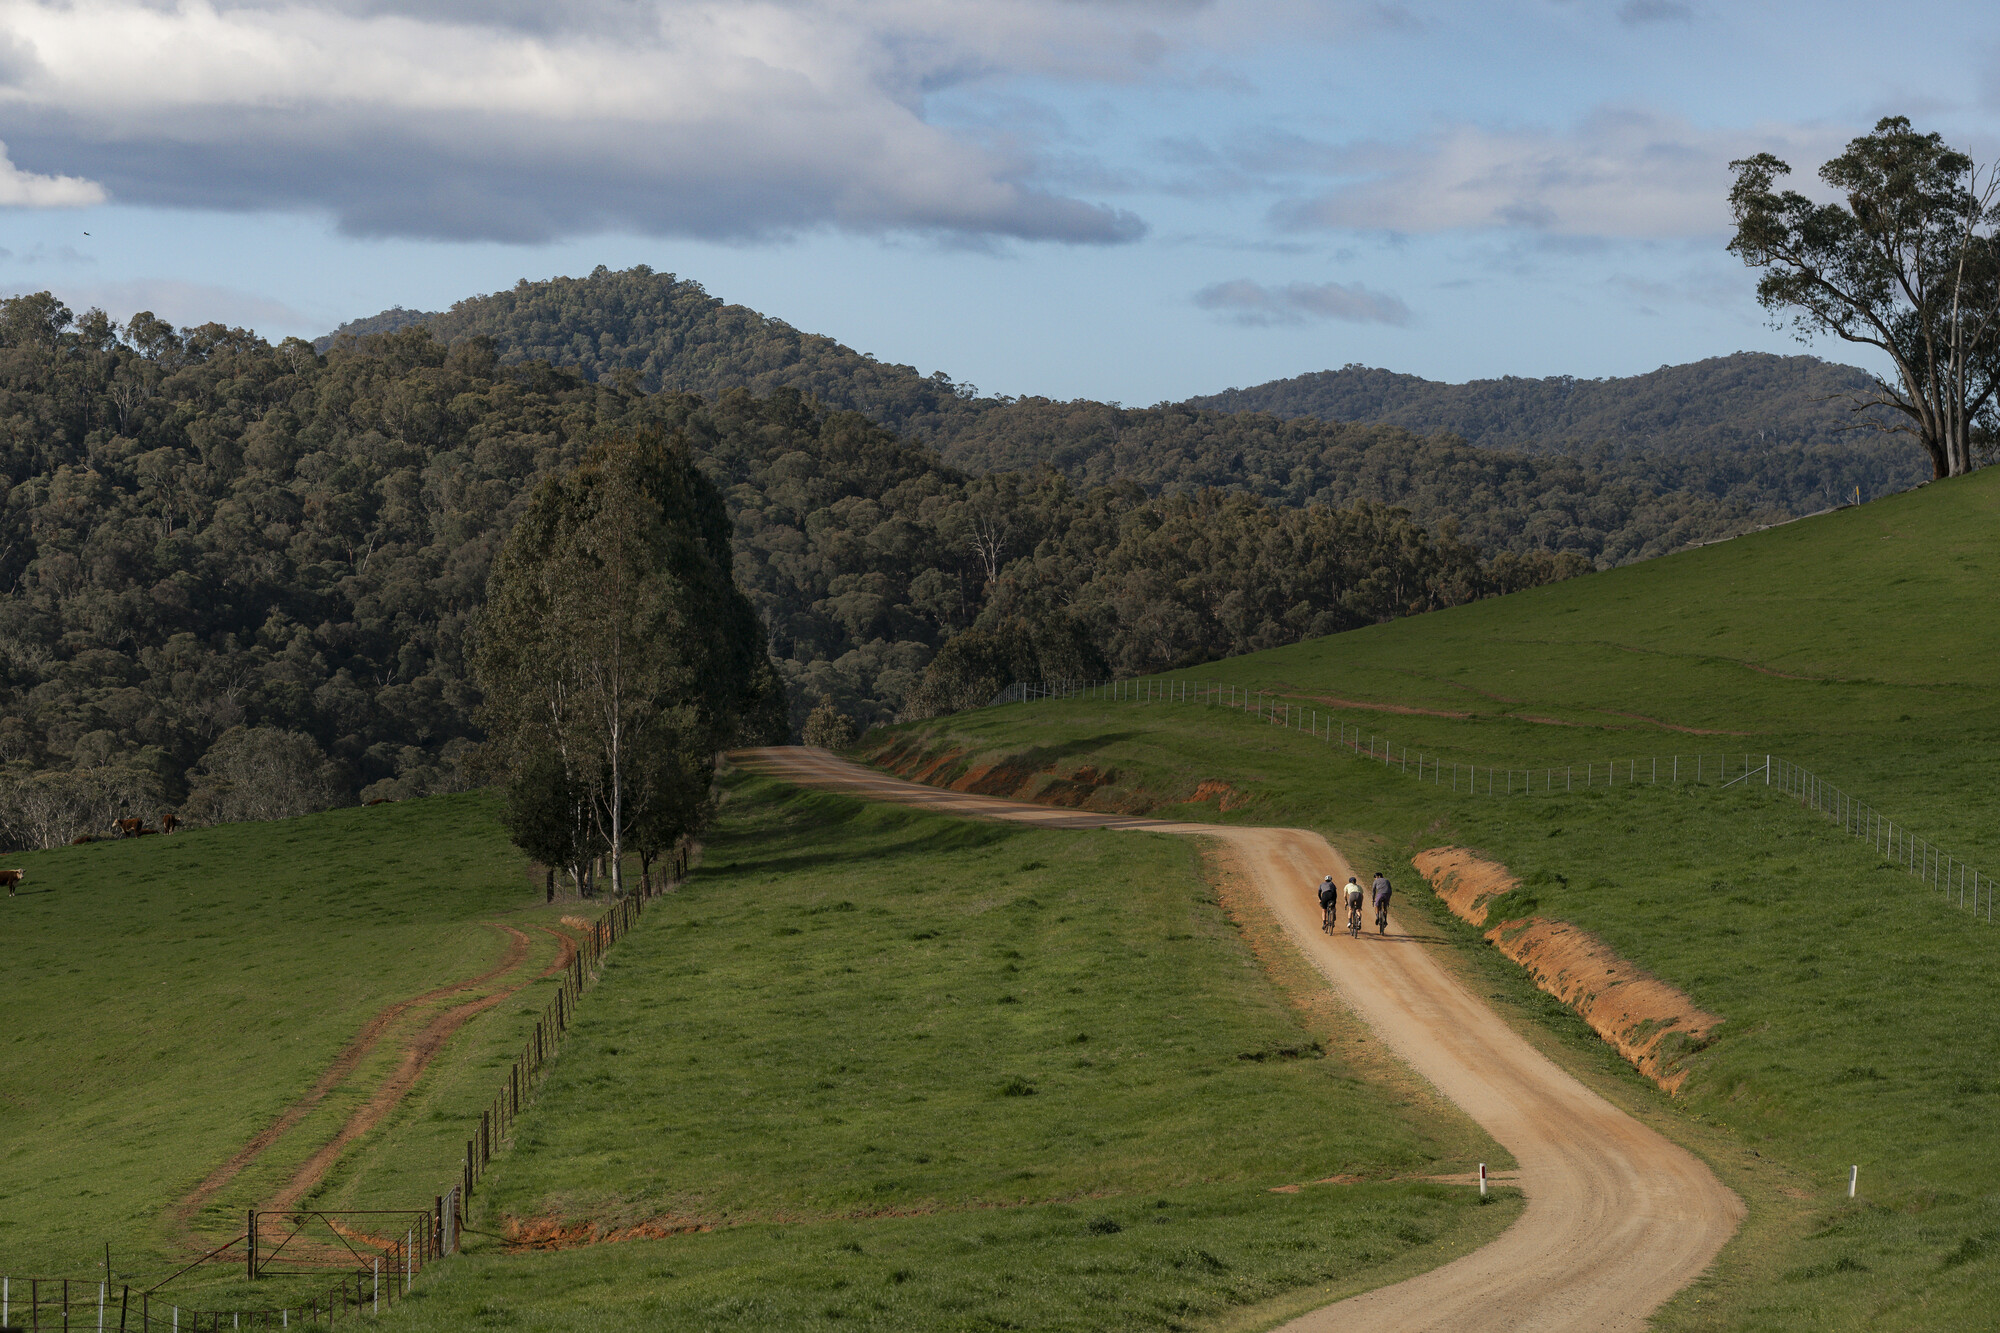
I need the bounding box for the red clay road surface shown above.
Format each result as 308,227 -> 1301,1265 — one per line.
737,746 -> 1743,1333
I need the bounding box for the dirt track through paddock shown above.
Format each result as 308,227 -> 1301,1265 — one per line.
737,746 -> 1742,1333
263,926 -> 581,1212
175,921 -> 580,1240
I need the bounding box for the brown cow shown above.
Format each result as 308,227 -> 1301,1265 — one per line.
110,817 -> 144,838
161,813 -> 180,834
0,869 -> 24,897
70,834 -> 93,845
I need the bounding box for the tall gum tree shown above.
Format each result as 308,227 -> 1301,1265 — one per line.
475,428 -> 783,896
1729,117 -> 2000,479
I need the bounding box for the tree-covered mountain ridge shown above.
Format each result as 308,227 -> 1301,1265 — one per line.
0,292 -> 1580,847
1181,354 -> 1895,456
324,266 -> 1932,521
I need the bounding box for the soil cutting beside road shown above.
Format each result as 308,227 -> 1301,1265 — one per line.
736,745 -> 1743,1333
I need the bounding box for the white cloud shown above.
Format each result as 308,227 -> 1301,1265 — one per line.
1271,109 -> 1853,239
0,137 -> 103,206
0,0 -> 1381,244
1194,276 -> 1410,325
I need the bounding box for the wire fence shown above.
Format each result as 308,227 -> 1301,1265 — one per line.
992,677 -> 1994,924
5,881 -> 667,1326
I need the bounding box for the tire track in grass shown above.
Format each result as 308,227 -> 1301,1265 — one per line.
262,927 -> 580,1212
175,920 -> 589,1243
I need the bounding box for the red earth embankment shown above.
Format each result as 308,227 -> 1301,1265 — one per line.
1412,847 -> 1721,1095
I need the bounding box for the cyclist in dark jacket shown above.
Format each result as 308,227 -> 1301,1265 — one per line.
1317,875 -> 1339,930
1371,872 -> 1393,934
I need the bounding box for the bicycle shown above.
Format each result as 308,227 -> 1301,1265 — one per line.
1375,900 -> 1390,935
1347,904 -> 1362,938
1321,901 -> 1338,934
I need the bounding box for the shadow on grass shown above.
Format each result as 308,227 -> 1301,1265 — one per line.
880,728 -> 1155,774
707,778 -> 1036,878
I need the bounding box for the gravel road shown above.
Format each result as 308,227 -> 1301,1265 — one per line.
737,746 -> 1742,1331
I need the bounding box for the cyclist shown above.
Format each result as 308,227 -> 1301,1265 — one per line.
1371,871 -> 1393,935
1344,875 -> 1365,937
1317,875 -> 1339,933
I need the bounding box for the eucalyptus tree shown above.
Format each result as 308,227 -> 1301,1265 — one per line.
475,429 -> 782,896
1729,118 -> 2000,478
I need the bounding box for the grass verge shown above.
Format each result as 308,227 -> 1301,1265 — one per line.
405,770 -> 1519,1331
861,687 -> 2000,1328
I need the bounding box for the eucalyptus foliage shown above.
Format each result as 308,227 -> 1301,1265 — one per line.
1730,117 -> 2000,478
474,430 -> 782,895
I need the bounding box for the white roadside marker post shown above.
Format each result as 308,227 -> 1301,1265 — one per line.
1479,1163 -> 1487,1197
1850,1165 -> 1858,1199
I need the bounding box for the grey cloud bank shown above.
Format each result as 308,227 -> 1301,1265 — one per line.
1194,277 -> 1411,326
1269,110 -> 1854,239
0,0 -> 1167,244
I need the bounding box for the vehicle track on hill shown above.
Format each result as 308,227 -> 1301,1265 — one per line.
737,746 -> 1742,1333
174,921 -> 579,1242
263,926 -> 580,1212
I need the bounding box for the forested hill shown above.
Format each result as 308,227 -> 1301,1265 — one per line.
318,267 -> 986,442
325,268 -> 1932,516
933,401 -> 1923,563
0,294 -> 1582,843
1181,354 -> 1891,456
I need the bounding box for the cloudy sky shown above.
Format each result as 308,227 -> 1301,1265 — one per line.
1,0 -> 1997,401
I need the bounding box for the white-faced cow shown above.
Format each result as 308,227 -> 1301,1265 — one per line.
0,869 -> 24,897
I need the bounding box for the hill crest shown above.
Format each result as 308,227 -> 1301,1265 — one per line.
1181,354 -> 1890,456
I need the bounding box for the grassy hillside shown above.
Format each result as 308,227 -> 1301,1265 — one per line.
0,792 -> 571,1300
859,466 -> 2000,1329
388,772 -> 1520,1332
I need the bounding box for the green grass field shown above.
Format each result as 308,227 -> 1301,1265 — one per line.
858,466 -> 2000,1329
0,792 -> 575,1305
16,467 -> 1999,1328
384,772 -> 1519,1332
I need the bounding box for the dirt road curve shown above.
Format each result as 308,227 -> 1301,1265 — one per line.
737,747 -> 1742,1332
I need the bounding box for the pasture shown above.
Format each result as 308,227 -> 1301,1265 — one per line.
863,466 -> 2000,1328
385,773 -> 1519,1332
0,792 -> 573,1305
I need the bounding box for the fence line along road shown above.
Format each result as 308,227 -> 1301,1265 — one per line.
990,677 -> 1993,925
4,878 -> 672,1328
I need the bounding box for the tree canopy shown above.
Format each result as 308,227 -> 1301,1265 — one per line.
0,287 -> 1769,847
475,429 -> 780,894
1182,353 -> 1901,458
1729,117 -> 2000,478
329,266 -> 1929,516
